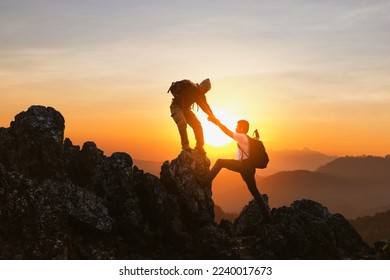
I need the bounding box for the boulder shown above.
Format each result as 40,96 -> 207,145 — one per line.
0,106 -> 65,180
232,199 -> 373,259
161,151 -> 214,224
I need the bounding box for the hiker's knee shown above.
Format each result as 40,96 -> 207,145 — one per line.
172,114 -> 187,128
171,109 -> 187,126
214,159 -> 232,169
177,120 -> 187,129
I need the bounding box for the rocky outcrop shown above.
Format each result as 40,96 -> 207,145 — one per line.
230,199 -> 373,259
0,106 -> 65,180
0,106 -> 382,259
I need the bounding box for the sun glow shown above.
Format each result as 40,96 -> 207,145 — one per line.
198,108 -> 238,147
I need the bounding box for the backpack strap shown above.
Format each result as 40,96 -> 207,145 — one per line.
237,143 -> 249,160
237,135 -> 250,160
241,129 -> 259,155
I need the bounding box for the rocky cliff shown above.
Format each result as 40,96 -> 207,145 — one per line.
0,106 -> 382,259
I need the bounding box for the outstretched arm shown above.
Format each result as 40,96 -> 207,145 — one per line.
211,119 -> 234,139
197,95 -> 215,118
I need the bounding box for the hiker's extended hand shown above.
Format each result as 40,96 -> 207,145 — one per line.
207,115 -> 220,125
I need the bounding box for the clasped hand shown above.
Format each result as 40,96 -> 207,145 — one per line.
207,115 -> 221,125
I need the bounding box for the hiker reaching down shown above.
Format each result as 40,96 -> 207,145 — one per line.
204,118 -> 272,224
168,78 -> 216,154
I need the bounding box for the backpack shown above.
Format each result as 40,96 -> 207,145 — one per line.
239,129 -> 269,169
167,79 -> 195,97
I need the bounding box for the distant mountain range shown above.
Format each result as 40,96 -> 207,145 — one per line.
264,147 -> 338,175
349,209 -> 390,245
261,155 -> 390,219
316,155 -> 390,183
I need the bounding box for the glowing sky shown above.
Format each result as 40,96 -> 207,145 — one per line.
1,0 -> 390,160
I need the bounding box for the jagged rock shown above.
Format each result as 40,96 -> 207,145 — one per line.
219,219 -> 234,237
0,128 -> 13,167
232,199 -> 373,259
0,179 -> 57,259
91,152 -> 144,237
134,169 -> 183,238
234,195 -> 269,236
159,151 -> 230,258
42,180 -> 114,233
161,151 -> 214,224
0,106 -> 65,180
0,106 -> 383,259
0,165 -> 115,259
65,140 -> 105,188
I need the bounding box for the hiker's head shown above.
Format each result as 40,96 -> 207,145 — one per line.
198,78 -> 211,94
236,120 -> 249,134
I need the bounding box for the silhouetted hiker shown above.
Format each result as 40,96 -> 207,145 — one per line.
168,78 -> 216,154
204,119 -> 272,224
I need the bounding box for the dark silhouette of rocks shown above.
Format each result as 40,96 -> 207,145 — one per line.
0,106 -> 65,180
231,199 -> 372,259
0,106 -> 383,259
374,240 -> 390,259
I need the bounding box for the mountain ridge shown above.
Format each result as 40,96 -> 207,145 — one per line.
317,155 -> 390,182
349,210 -> 390,246
0,105 -> 385,259
260,167 -> 389,219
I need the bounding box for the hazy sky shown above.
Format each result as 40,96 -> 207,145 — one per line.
1,0 -> 389,160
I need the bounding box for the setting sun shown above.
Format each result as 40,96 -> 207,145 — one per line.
198,108 -> 238,147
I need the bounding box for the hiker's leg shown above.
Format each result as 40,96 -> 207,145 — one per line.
171,106 -> 190,149
183,110 -> 204,149
241,167 -> 271,222
205,159 -> 242,183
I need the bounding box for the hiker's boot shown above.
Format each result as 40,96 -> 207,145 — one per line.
182,144 -> 192,152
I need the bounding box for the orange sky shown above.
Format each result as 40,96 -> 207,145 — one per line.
1,1 -> 389,161
1,76 -> 389,162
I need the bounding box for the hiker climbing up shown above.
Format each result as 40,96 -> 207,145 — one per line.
168,78 -> 216,154
204,119 -> 272,224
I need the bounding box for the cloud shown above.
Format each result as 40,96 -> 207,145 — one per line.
1,0 -> 389,91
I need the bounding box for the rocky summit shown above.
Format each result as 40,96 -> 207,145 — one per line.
0,106 -> 382,259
